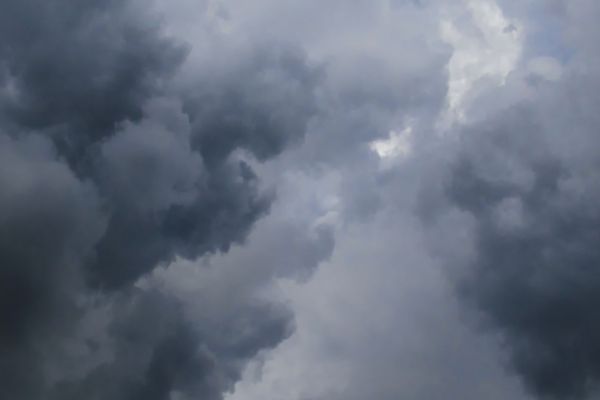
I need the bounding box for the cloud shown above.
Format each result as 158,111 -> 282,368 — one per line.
436,103 -> 600,399
223,2 -> 600,399
0,0 -> 185,145
226,210 -> 529,400
419,3 -> 600,397
0,1 -> 321,399
0,133 -> 105,399
4,1 -> 600,400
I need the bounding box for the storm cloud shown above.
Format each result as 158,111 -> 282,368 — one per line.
4,1 -> 600,400
0,0 -> 320,399
436,91 -> 600,398
420,2 -> 600,398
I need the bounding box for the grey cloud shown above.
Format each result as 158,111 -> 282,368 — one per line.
86,97 -> 275,289
48,290 -> 223,400
0,0 -> 185,158
0,133 -> 105,399
225,209 -> 530,400
168,1 -> 600,400
62,291 -> 291,400
0,0 -> 320,399
378,2 -> 600,399
425,66 -> 600,399
8,1 -> 595,400
182,45 -> 320,164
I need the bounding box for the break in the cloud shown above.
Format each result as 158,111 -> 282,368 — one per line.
2,1 -> 600,400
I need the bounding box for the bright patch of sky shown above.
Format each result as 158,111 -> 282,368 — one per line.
441,0 -> 522,123
369,125 -> 413,162
371,0 -> 522,161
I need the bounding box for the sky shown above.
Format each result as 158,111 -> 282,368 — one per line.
1,1 -> 600,399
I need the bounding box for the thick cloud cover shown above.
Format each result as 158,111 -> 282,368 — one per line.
221,1 -> 600,400
0,0 -> 321,399
435,77 -> 600,399
4,0 -> 600,400
419,2 -> 600,399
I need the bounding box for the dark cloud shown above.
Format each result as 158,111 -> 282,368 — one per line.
428,73 -> 600,399
87,100 -> 274,289
48,291 -> 218,400
0,1 -> 318,399
0,0 -> 185,145
14,1 -> 600,400
0,133 -> 105,399
183,45 -> 320,164
46,290 -> 292,400
402,2 -> 600,397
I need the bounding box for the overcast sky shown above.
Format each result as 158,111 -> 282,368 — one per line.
1,1 -> 600,399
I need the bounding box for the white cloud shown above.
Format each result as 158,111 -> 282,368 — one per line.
441,0 -> 523,123
370,125 -> 413,160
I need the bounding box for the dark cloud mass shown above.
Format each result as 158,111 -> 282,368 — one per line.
395,2 -> 600,398
0,0 -> 317,399
0,0 -> 183,132
430,67 -> 600,398
48,291 -> 221,400
8,0 -> 600,399
184,45 -> 320,164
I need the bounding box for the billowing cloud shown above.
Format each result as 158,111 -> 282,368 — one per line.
419,2 -> 600,398
4,1 -> 600,400
0,0 -> 320,399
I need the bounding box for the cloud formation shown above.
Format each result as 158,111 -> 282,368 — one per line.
0,1 -> 320,399
420,2 -> 600,398
4,1 -> 600,400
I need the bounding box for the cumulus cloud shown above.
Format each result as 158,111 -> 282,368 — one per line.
4,1 -> 600,400
0,0 -> 320,399
418,2 -> 600,398
221,1 -> 600,400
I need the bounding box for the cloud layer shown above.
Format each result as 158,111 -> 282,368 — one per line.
0,1 -> 321,399
3,1 -> 600,400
